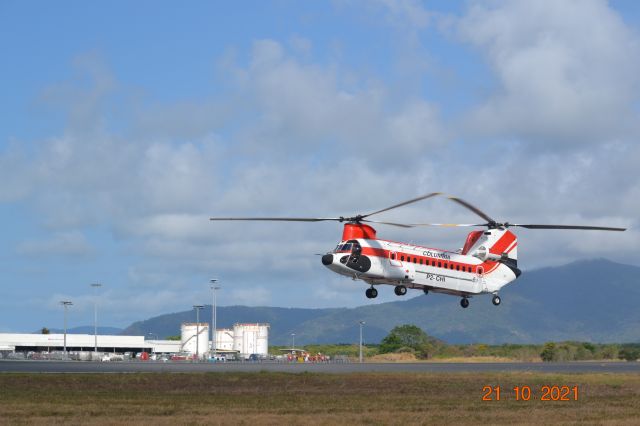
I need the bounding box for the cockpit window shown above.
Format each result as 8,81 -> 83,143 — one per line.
334,243 -> 353,253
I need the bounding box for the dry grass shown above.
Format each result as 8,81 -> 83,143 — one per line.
0,372 -> 639,425
368,352 -> 420,362
367,353 -> 521,363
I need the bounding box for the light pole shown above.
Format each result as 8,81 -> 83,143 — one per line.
359,321 -> 365,363
90,283 -> 102,355
193,305 -> 204,360
148,333 -> 158,354
210,279 -> 220,356
291,333 -> 295,352
60,301 -> 72,358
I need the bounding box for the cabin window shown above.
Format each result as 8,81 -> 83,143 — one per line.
419,259 -> 423,265
401,255 -> 405,261
450,264 -> 454,270
390,253 -> 396,260
438,262 -> 441,268
413,257 -> 417,263
456,265 -> 460,271
431,260 -> 435,267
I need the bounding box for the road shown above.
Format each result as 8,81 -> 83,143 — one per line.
2,360 -> 639,374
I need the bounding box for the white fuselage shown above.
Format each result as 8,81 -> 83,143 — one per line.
323,235 -> 518,297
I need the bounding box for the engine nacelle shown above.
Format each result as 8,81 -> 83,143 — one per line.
472,246 -> 503,262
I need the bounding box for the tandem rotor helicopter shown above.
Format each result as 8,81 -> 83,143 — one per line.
210,193 -> 625,308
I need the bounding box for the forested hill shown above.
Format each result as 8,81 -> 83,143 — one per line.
122,259 -> 640,345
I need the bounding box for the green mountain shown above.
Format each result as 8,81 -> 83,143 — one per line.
43,326 -> 124,335
122,259 -> 640,344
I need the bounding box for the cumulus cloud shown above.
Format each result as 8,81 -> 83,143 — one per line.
457,0 -> 640,146
227,39 -> 447,164
3,1 -> 640,330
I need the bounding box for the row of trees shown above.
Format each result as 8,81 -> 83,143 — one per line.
375,324 -> 639,362
540,342 -> 640,362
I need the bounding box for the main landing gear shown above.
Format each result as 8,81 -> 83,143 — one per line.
394,285 -> 407,296
365,287 -> 378,299
460,295 -> 501,308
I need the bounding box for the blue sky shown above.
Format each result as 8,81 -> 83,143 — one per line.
1,0 -> 639,332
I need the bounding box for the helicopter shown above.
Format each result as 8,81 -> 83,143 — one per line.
210,193 -> 625,308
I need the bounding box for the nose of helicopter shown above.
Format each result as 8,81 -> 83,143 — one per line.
321,254 -> 333,265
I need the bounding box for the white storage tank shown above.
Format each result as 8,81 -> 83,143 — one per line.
181,323 -> 209,358
232,323 -> 269,358
214,329 -> 234,351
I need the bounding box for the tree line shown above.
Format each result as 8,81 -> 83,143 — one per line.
277,324 -> 640,362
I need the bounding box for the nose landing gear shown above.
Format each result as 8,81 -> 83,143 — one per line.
492,295 -> 501,306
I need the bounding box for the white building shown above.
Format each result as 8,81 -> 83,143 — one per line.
0,333 -> 147,353
232,323 -> 269,358
180,323 -> 209,358
0,321 -> 270,359
214,328 -> 234,351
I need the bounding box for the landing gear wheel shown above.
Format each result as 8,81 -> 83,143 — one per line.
365,287 -> 378,299
423,288 -> 429,295
492,295 -> 501,306
460,298 -> 470,309
394,285 -> 407,296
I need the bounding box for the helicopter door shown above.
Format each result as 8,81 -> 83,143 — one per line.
475,265 -> 488,292
389,251 -> 402,267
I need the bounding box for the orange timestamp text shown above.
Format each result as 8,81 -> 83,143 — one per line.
482,385 -> 579,401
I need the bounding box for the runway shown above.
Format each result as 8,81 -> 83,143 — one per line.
2,360 -> 639,374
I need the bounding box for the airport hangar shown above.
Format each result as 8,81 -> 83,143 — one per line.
0,333 -> 180,354
0,322 -> 270,358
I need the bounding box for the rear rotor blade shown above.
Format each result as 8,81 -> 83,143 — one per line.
362,192 -> 496,225
446,196 -> 495,224
512,224 -> 626,231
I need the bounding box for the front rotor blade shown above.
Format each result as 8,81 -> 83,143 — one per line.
513,224 -> 627,231
446,196 -> 495,223
362,192 -> 442,218
361,219 -> 414,228
209,217 -> 342,222
408,223 -> 488,228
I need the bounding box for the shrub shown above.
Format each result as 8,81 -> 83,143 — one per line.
540,342 -> 557,362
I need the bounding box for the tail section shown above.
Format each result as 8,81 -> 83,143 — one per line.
462,229 -> 518,264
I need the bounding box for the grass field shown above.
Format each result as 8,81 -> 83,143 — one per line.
1,372 -> 639,425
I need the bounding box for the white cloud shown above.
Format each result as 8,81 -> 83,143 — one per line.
230,287 -> 271,306
227,39 -> 447,165
16,231 -> 94,258
3,7 -> 640,333
457,0 -> 640,146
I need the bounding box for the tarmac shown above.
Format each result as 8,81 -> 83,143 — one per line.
2,360 -> 639,374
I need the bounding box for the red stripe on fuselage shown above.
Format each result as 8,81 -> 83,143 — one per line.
360,244 -> 488,274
